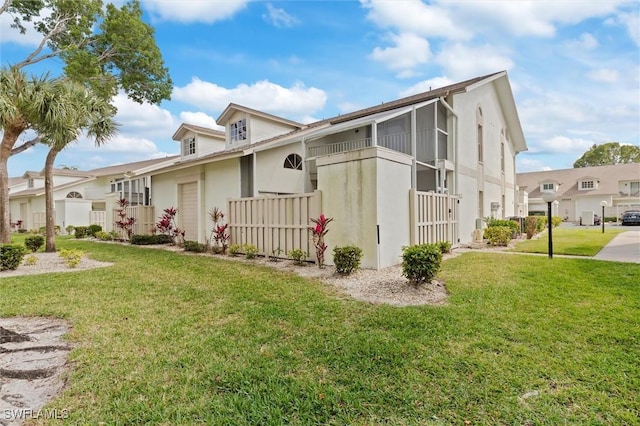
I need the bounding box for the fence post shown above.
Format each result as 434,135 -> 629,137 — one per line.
409,188 -> 416,245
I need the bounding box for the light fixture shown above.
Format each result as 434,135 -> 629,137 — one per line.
600,200 -> 607,233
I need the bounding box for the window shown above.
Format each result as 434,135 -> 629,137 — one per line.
231,119 -> 247,142
183,137 -> 196,156
476,107 -> 483,163
630,181 -> 640,197
580,180 -> 595,190
27,178 -> 34,189
542,183 -> 554,191
66,191 -> 82,199
284,154 -> 302,170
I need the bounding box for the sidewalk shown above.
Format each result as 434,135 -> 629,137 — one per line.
594,230 -> 640,264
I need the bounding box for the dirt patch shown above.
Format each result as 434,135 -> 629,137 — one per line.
0,318 -> 71,426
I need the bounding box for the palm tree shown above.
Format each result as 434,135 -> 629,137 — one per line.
0,68 -> 55,243
40,79 -> 117,252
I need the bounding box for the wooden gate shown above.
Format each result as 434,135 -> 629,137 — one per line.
409,189 -> 459,245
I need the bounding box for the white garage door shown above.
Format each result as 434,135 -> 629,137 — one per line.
179,182 -> 198,241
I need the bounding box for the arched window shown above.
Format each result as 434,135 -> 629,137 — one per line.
284,154 -> 302,170
66,191 -> 83,199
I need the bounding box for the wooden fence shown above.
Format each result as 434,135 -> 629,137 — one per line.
409,189 -> 459,245
227,191 -> 322,260
90,211 -> 106,230
32,212 -> 46,231
113,205 -> 155,238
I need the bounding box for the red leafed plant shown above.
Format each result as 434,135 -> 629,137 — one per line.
209,207 -> 230,254
309,213 -> 334,268
115,198 -> 135,239
156,207 -> 185,245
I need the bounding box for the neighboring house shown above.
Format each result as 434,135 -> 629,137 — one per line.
517,163 -> 640,222
133,70 -> 527,269
8,156 -> 178,233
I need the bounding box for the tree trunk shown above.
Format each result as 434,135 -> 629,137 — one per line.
45,146 -> 62,252
0,127 -> 24,243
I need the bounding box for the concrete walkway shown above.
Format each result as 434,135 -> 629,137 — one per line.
594,230 -> 640,263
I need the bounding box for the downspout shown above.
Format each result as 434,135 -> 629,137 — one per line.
301,137 -> 307,193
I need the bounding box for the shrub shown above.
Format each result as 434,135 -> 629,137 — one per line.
115,198 -> 135,239
485,218 -> 520,238
244,244 -> 259,259
156,207 -> 185,245
65,225 -> 75,235
288,249 -> 308,265
535,216 -> 547,232
227,244 -> 242,257
74,226 -> 89,239
333,245 -> 363,275
437,241 -> 452,254
154,234 -> 173,244
184,240 -> 208,253
309,214 -> 334,268
269,248 -> 283,262
94,231 -> 113,241
484,226 -> 512,246
130,234 -> 158,245
88,224 -> 102,237
39,225 -> 61,235
23,254 -> 38,266
524,216 -> 538,239
551,216 -> 562,228
0,244 -> 27,271
17,229 -> 28,234
59,249 -> 84,268
401,244 -> 442,285
24,235 -> 45,252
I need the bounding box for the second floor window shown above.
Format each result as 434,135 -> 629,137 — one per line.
284,154 -> 302,170
580,180 -> 594,190
542,183 -> 554,191
183,137 -> 196,156
231,119 -> 247,142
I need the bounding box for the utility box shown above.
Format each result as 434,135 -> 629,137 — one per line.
581,211 -> 595,226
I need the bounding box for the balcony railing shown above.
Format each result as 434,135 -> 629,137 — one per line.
307,138 -> 372,157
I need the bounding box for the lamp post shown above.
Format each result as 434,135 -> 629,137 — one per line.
600,200 -> 607,233
542,191 -> 557,259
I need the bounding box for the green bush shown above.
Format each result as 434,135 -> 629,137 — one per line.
484,226 -> 512,246
184,240 -> 208,253
17,229 -> 28,234
551,216 -> 562,228
59,249 -> 84,268
228,244 -> 243,257
535,216 -> 547,232
604,216 -> 617,223
401,243 -> 442,285
524,216 -> 538,239
24,235 -> 45,252
88,224 -> 102,237
24,254 -> 38,266
94,231 -> 113,241
437,240 -> 452,254
130,234 -> 159,245
74,226 -> 89,239
0,244 -> 27,271
485,218 -> 520,238
244,244 -> 259,259
333,245 -> 363,275
39,225 -> 60,235
66,225 -> 75,235
288,249 -> 307,265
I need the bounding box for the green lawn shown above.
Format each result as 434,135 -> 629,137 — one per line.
1,239 -> 639,425
511,227 -> 626,256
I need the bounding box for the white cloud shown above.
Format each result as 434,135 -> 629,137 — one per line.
112,93 -> 176,138
263,3 -> 299,28
173,78 -> 327,120
361,0 -> 471,40
141,0 -> 249,23
566,33 -> 599,50
516,158 -> 553,172
399,77 -> 455,97
587,68 -> 619,83
369,32 -> 432,78
0,7 -> 49,47
528,136 -> 594,155
179,111 -> 224,130
436,43 -> 514,80
74,134 -> 160,154
617,11 -> 640,46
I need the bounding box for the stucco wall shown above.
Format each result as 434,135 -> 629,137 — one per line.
255,144 -> 304,195
317,147 -> 412,269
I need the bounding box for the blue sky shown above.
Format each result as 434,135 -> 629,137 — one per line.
1,0 -> 639,177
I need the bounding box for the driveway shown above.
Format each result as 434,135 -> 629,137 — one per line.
594,230 -> 640,263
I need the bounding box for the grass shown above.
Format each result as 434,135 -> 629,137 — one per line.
1,237 -> 639,424
511,227 -> 626,256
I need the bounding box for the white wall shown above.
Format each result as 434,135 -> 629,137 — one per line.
255,143 -> 304,194
55,199 -> 92,229
317,147 -> 412,269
